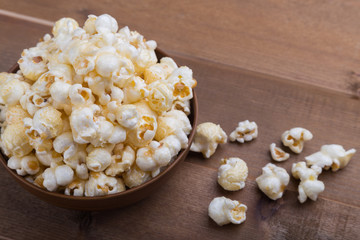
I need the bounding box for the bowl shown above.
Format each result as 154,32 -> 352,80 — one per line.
0,49 -> 198,211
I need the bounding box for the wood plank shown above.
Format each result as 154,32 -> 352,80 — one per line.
1,1 -> 360,95
0,15 -> 51,71
173,54 -> 360,207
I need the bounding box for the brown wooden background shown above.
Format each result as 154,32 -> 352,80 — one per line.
0,1 -> 359,239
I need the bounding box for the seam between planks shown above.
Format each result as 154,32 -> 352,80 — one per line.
0,9 -> 53,26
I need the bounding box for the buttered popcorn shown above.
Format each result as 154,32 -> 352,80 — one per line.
217,157 -> 248,191
208,197 -> 247,226
0,14 -> 196,196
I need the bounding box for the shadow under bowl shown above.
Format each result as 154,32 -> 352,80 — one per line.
0,49 -> 198,211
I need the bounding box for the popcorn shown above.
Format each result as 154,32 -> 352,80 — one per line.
1,122 -> 33,157
144,57 -> 178,85
1,14 -> 196,196
256,163 -> 290,200
147,81 -> 173,112
305,144 -> 356,172
270,143 -> 290,162
281,127 -> 313,154
217,158 -> 248,191
85,171 -> 125,196
86,147 -> 112,172
7,154 -> 40,176
106,144 -> 135,176
122,164 -> 151,188
292,162 -> 325,203
190,122 -> 227,158
136,141 -> 172,172
43,163 -> 74,191
155,109 -> 191,141
0,74 -> 30,106
65,178 -> 86,196
208,197 -> 247,226
18,47 -> 48,81
229,120 -> 258,143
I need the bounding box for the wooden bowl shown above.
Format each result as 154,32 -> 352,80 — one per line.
0,49 -> 198,211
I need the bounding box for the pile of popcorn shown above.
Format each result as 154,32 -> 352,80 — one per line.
189,121 -> 356,226
0,14 -> 196,197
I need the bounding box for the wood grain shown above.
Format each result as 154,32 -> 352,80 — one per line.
0,2 -> 360,239
1,0 -> 360,95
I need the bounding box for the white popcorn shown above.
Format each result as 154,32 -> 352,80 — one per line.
30,106 -> 63,139
270,143 -> 290,162
86,147 -> 112,172
35,149 -> 63,167
90,116 -> 126,146
122,76 -> 149,104
1,122 -> 33,157
95,52 -> 121,79
50,81 -> 71,106
147,81 -> 173,112
85,172 -> 125,197
155,109 -> 191,141
7,154 -> 40,176
208,197 -> 247,226
171,100 -> 191,115
0,75 -> 30,106
305,144 -> 356,172
217,158 -> 248,191
70,105 -> 99,144
18,47 -> 48,81
190,122 -> 227,158
106,144 -> 135,176
20,89 -> 51,116
281,127 -> 313,154
292,162 -> 325,203
115,104 -> 139,129
65,178 -> 86,196
256,163 -> 290,200
83,15 -> 97,35
68,84 -> 95,106
229,120 -> 258,143
43,163 -> 74,191
122,164 -> 151,188
76,163 -> 89,180
5,105 -> 30,125
144,57 -> 178,84
166,66 -> 196,101
52,18 -> 79,37
53,132 -> 78,160
95,14 -> 118,34
136,141 -> 172,172
31,72 -> 56,97
160,129 -> 188,158
126,101 -> 158,148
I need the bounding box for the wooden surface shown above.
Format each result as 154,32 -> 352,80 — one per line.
0,1 -> 359,239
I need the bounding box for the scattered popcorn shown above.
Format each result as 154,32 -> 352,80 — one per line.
229,120 -> 258,143
217,158 -> 248,191
270,143 -> 290,162
208,196 -> 247,226
281,127 -> 313,154
190,122 -> 227,158
305,144 -> 356,172
256,163 -> 290,200
0,13 -> 196,197
292,162 -> 324,203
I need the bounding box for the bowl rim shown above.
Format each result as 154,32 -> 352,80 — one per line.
0,49 -> 198,201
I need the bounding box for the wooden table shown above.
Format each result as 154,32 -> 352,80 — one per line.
0,1 -> 359,239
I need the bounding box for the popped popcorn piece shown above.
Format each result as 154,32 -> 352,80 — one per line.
292,162 -> 324,203
95,14 -> 118,34
166,67 -> 196,101
1,122 -> 33,157
20,89 -> 51,116
105,144 -> 135,176
7,154 -> 40,176
122,164 -> 151,188
85,171 -> 125,196
208,196 -> 247,226
86,147 -> 112,172
18,47 -> 48,81
49,80 -> 71,107
115,104 -> 139,129
171,100 -> 191,116
122,76 -> 149,104
35,149 -> 63,167
147,81 -> 173,112
43,163 -> 74,191
190,122 -> 227,158
281,127 -> 313,154
70,105 -> 99,144
217,158 -> 248,191
0,74 -> 30,106
144,57 -> 178,85
256,163 -> 290,200
83,15 -> 97,35
64,178 -> 86,196
30,106 -> 64,139
270,143 -> 290,162
160,129 -> 188,158
52,18 -> 79,37
229,120 -> 258,143
305,144 -> 356,172
155,109 -> 191,141
5,105 -> 30,125
53,132 -> 78,160
136,141 -> 172,172
90,116 -> 126,147
68,84 -> 95,107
